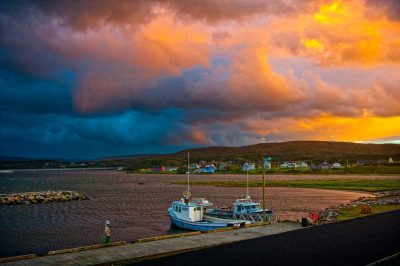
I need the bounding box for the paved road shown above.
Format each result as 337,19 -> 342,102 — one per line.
136,210 -> 400,266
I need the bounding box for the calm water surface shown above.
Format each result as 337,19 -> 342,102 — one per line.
0,170 -> 187,257
0,170 -> 372,257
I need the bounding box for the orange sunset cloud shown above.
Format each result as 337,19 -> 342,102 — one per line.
1,0 -> 399,148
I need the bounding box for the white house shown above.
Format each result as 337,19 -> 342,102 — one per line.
242,162 -> 256,171
263,156 -> 272,169
189,163 -> 200,169
280,162 -> 296,168
299,161 -> 308,168
332,162 -> 341,168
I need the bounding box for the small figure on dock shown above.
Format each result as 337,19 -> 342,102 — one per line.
308,211 -> 319,225
103,220 -> 111,244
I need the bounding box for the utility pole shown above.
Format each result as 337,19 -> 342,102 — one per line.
262,156 -> 266,223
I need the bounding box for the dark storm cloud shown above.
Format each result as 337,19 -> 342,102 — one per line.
0,110 -> 200,158
0,68 -> 74,115
0,0 -> 313,31
0,0 -> 399,158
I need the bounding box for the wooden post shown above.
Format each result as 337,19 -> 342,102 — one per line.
262,157 -> 266,223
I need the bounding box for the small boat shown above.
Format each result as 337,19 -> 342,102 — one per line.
205,166 -> 273,223
205,196 -> 273,222
168,193 -> 238,231
168,152 -> 240,231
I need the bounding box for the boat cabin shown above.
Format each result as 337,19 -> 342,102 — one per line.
233,197 -> 263,215
171,199 -> 203,222
190,198 -> 213,207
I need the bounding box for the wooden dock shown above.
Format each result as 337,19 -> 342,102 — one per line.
1,222 -> 302,265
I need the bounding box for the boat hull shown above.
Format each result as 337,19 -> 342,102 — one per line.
168,209 -> 230,231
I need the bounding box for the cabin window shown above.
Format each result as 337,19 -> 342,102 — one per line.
251,205 -> 256,209
237,206 -> 242,211
245,206 -> 251,210
178,207 -> 181,212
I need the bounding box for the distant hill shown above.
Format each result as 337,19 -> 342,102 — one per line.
141,141 -> 400,163
2,141 -> 399,170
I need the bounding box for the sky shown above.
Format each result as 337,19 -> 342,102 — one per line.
0,0 -> 399,159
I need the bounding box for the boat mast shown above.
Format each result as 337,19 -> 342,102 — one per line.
187,151 -> 190,195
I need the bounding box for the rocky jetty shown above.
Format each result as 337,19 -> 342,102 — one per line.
0,191 -> 87,205
318,190 -> 400,224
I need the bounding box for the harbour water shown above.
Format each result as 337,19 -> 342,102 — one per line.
0,170 -> 372,257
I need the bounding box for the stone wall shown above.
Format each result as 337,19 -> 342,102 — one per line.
318,190 -> 400,224
0,191 -> 87,205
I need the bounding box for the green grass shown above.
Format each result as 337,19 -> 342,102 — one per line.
248,166 -> 400,175
173,179 -> 400,192
337,204 -> 400,221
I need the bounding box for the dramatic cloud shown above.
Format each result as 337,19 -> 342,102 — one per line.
0,0 -> 399,158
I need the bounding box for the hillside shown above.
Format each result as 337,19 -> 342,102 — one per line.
154,141 -> 400,162
2,141 -> 399,170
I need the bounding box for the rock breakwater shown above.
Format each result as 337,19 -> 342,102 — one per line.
0,191 -> 87,205
318,190 -> 400,224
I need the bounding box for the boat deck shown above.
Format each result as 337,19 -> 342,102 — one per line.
2,222 -> 302,265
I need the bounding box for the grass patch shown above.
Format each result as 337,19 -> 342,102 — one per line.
337,204 -> 400,221
173,179 -> 400,192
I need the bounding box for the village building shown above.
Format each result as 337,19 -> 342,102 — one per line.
242,162 -> 256,171
299,161 -> 308,168
319,161 -> 330,170
189,163 -> 200,170
151,166 -> 165,172
263,156 -> 272,169
201,164 -> 216,173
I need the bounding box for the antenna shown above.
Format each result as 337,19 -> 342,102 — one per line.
182,151 -> 191,202
187,151 -> 190,195
246,169 -> 249,198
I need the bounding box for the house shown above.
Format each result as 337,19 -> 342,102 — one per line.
242,162 -> 256,171
263,156 -> 272,169
298,161 -> 308,168
319,161 -> 330,170
201,165 -> 215,173
280,162 -> 296,168
332,162 -> 341,168
218,163 -> 226,171
189,163 -> 200,170
389,157 -> 394,164
151,166 -> 165,172
280,162 -> 289,168
166,167 -> 178,171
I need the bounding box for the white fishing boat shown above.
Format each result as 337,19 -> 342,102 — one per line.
168,152 -> 241,231
205,165 -> 273,223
